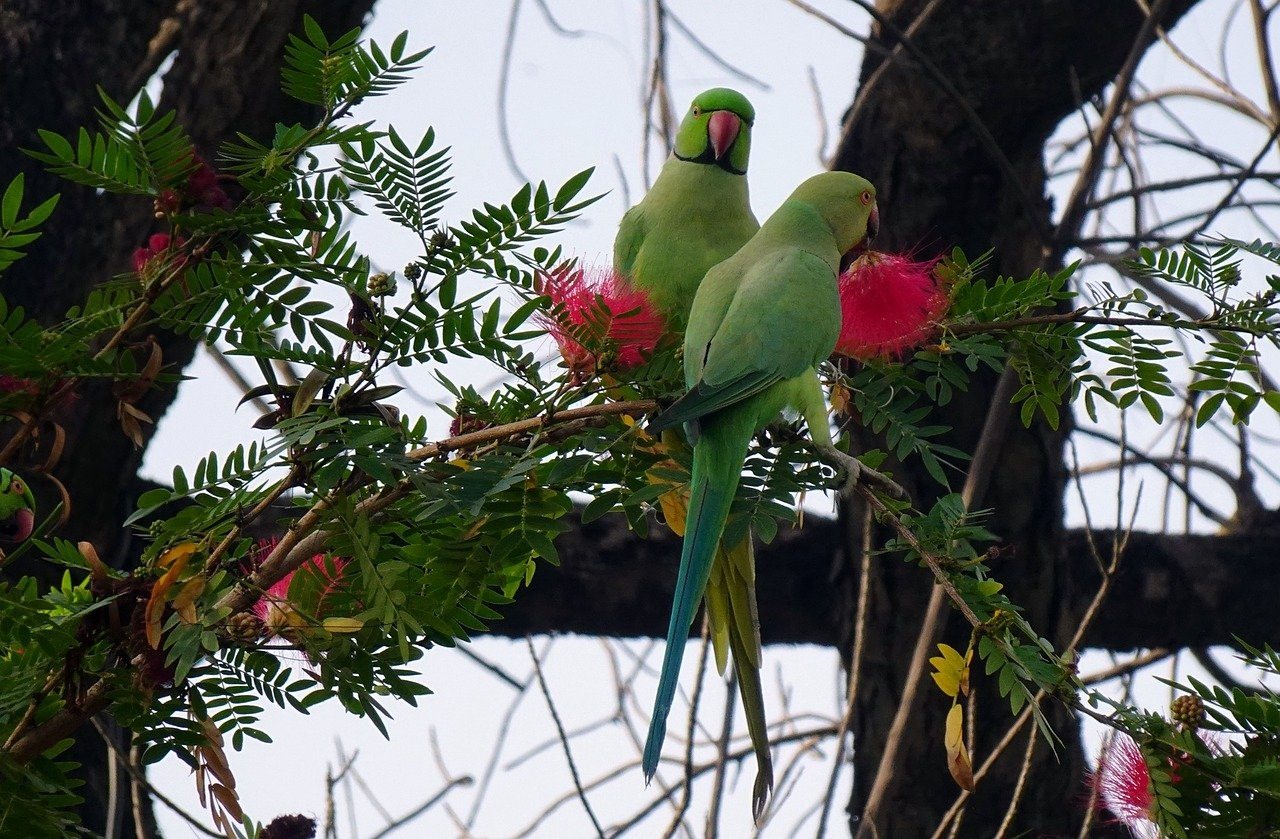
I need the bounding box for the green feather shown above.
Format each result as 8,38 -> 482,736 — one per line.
642,173 -> 879,803
613,89 -> 759,330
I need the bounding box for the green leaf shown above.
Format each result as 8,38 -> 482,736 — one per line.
2,173 -> 23,229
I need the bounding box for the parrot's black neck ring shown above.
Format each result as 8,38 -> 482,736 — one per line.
674,149 -> 747,176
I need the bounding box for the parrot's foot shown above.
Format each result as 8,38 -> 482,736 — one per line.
816,444 -> 905,499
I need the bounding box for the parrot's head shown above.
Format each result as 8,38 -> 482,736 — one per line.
673,88 -> 755,176
0,468 -> 35,543
791,172 -> 879,272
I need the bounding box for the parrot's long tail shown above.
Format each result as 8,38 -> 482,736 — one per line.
722,537 -> 774,822
643,418 -> 749,783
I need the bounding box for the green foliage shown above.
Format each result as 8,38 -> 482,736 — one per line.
6,15 -> 1280,836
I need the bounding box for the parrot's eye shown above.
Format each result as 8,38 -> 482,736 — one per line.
692,105 -> 701,117
10,479 -> 24,495
860,190 -> 873,206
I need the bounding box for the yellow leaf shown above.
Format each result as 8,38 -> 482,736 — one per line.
322,617 -> 365,634
172,575 -> 206,624
158,542 -> 198,568
658,489 -> 688,537
448,457 -> 470,470
945,703 -> 975,791
146,544 -> 197,649
929,643 -> 968,698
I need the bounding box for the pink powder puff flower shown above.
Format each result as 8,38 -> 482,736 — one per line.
1092,733 -> 1160,838
835,252 -> 949,360
535,263 -> 665,382
187,157 -> 233,210
131,232 -> 187,274
250,538 -> 348,638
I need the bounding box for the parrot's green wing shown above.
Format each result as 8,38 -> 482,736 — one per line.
613,205 -> 646,279
650,248 -> 840,433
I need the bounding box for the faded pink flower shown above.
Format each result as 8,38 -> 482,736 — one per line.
535,264 -> 664,382
835,252 -> 949,360
187,157 -> 232,210
250,537 -> 348,637
1093,734 -> 1159,838
131,232 -> 187,274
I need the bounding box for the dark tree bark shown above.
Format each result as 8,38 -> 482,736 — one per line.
826,2 -> 1196,836
0,1 -> 376,832
492,512 -> 1280,656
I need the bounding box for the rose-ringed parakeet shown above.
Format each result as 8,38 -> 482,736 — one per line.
0,468 -> 36,543
642,172 -> 893,813
614,88 -> 759,331
612,88 -> 782,808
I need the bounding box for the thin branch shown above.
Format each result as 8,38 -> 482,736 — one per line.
665,10 -> 771,90
816,503 -> 873,839
367,776 -> 475,839
662,627 -> 709,839
1054,0 -> 1173,254
90,718 -> 220,839
497,0 -> 531,183
704,670 -> 736,839
990,726 -> 1038,839
525,635 -> 605,839
856,368 -> 1018,835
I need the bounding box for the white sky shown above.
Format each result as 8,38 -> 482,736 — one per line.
142,1 -> 1280,836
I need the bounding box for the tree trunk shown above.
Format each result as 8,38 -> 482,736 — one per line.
827,1 -> 1197,835
0,1 -> 375,831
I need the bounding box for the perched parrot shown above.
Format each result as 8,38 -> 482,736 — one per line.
642,172 -> 891,811
614,87 -> 759,331
612,88 -> 783,810
0,468 -> 36,543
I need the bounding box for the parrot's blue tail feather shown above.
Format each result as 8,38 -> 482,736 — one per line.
643,421 -> 747,782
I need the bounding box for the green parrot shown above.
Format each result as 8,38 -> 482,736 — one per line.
642,172 -> 892,812
614,87 -> 759,331
613,88 -> 781,809
0,468 -> 36,543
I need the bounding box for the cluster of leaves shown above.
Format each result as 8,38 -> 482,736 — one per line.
1088,642 -> 1280,837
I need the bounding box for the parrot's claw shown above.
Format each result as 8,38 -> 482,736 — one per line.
816,444 -> 905,499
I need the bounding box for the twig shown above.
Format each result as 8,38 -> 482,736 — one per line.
816,503 -> 874,838
665,10 -> 770,90
367,776 -> 475,839
856,368 -> 1018,835
1081,648 -> 1172,685
1054,0 -> 1174,254
525,635 -> 605,838
662,627 -> 709,839
457,643 -> 526,690
990,725 -> 1037,839
704,671 -> 737,839
497,0 -> 531,183
90,719 -> 220,839
207,343 -> 271,415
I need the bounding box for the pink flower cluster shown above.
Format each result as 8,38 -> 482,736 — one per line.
249,538 -> 348,637
835,253 -> 949,360
131,232 -> 187,274
155,156 -> 233,215
134,156 -> 232,275
536,264 -> 665,382
1094,734 -> 1160,836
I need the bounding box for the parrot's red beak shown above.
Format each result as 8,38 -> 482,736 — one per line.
708,110 -> 741,161
866,204 -> 880,242
1,507 -> 33,542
